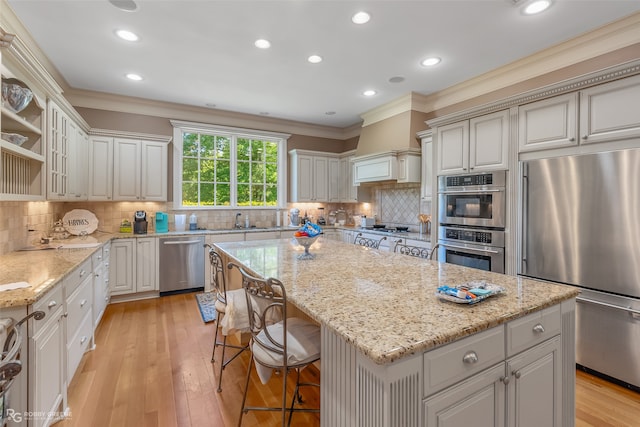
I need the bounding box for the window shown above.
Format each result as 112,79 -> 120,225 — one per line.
172,121 -> 289,209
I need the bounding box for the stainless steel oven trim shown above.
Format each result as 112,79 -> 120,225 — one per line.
438,242 -> 502,255
437,240 -> 505,274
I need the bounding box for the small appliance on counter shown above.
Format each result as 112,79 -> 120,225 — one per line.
155,212 -> 168,233
360,216 -> 375,228
133,211 -> 148,234
289,208 -> 300,227
317,208 -> 326,225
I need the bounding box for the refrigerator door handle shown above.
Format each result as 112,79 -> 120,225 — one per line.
576,296 -> 640,317
521,162 -> 529,274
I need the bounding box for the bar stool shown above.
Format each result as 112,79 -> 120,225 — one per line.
353,232 -> 387,249
204,244 -> 249,393
228,262 -> 321,427
393,241 -> 441,260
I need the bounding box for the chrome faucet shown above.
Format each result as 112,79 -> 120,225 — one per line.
235,213 -> 242,229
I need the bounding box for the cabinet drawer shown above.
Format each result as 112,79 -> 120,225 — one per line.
65,258 -> 92,297
91,247 -> 104,267
66,275 -> 93,340
424,326 -> 505,397
31,284 -> 64,336
67,311 -> 93,384
506,305 -> 561,357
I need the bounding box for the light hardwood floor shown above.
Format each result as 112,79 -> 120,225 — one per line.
56,293 -> 639,427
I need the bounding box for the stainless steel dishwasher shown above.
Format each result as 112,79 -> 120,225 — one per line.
159,235 -> 205,295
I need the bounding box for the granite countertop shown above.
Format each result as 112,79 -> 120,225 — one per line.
0,225 -> 428,309
214,238 -> 578,365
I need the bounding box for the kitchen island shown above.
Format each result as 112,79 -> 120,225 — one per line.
215,237 -> 579,427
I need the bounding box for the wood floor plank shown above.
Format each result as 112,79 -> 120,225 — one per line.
55,293 -> 638,427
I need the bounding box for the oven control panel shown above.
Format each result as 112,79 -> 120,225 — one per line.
445,174 -> 493,187
444,228 -> 492,244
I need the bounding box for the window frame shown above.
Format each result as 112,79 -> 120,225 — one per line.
171,120 -> 289,210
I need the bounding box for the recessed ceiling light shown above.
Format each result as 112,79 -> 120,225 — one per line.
259,112 -> 270,115
421,57 -> 441,67
523,0 -> 551,15
108,0 -> 138,12
126,73 -> 143,81
363,90 -> 377,97
308,55 -> 323,64
205,103 -> 216,108
254,39 -> 271,49
352,11 -> 371,24
389,76 -> 405,83
325,111 -> 336,115
115,29 -> 139,42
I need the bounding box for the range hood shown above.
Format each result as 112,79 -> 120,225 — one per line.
352,97 -> 429,184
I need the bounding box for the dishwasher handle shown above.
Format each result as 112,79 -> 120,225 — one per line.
577,295 -> 640,317
162,240 -> 203,245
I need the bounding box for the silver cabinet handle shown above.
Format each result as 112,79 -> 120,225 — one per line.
500,376 -> 510,385
48,301 -> 57,309
63,312 -> 68,318
582,135 -> 588,140
462,351 -> 478,364
80,299 -> 87,308
97,255 -> 102,260
95,273 -> 100,278
513,370 -> 521,379
80,336 -> 87,345
533,323 -> 545,333
80,269 -> 86,277
569,137 -> 576,142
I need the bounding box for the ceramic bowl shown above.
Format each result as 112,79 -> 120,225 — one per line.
1,132 -> 28,146
2,83 -> 34,113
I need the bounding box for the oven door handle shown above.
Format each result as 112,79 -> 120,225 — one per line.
439,242 -> 501,254
438,189 -> 504,194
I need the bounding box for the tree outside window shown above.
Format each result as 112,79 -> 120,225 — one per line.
173,121 -> 288,209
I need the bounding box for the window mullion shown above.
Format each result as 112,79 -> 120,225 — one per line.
230,135 -> 238,207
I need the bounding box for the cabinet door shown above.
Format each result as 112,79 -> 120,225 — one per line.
47,104 -> 68,199
141,140 -> 168,201
93,261 -> 107,328
423,363 -> 505,427
437,121 -> 469,175
110,239 -> 135,295
136,237 -> 157,292
312,156 -> 328,201
469,110 -> 509,171
66,120 -> 79,199
30,308 -> 64,427
327,157 -> 340,202
338,157 -> 350,201
293,153 -> 314,202
76,129 -> 89,199
88,136 -> 113,200
421,136 -> 433,200
113,138 -> 141,201
580,74 -> 640,144
506,336 -> 561,427
518,93 -> 578,152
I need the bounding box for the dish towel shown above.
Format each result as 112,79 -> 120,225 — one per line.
0,282 -> 30,292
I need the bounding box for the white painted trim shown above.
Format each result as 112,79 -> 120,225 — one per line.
360,92 -> 429,127
170,120 -> 290,140
90,128 -> 171,143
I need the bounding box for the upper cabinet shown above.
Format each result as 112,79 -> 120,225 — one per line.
438,110 -> 509,175
579,74 -> 640,145
418,130 -> 433,201
0,72 -> 46,200
89,131 -> 170,202
518,93 -> 578,152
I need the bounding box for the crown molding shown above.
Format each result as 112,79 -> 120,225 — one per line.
419,11 -> 640,114
427,59 -> 640,127
360,92 -> 429,127
90,128 -> 172,143
66,88 -> 359,141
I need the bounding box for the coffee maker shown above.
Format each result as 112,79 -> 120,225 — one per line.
133,211 -> 148,234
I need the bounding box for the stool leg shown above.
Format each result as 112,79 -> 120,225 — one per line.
211,310 -> 222,363
217,334 -> 227,393
237,352 -> 254,427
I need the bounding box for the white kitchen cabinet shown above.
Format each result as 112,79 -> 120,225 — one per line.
135,237 -> 157,292
322,229 -> 342,241
110,238 -> 158,296
341,229 -> 355,243
339,154 -> 355,202
68,123 -> 88,200
419,130 -> 433,200
29,285 -> 65,427
579,74 -> 640,144
328,157 -> 340,202
65,272 -> 93,384
352,149 -> 421,184
518,93 -> 579,153
424,363 -> 506,427
438,110 -> 509,175
113,138 -> 168,201
47,101 -> 69,200
289,150 -> 331,202
93,242 -> 110,328
88,135 -> 113,201
506,336 -> 561,427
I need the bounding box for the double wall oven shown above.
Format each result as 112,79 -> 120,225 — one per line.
437,171 -> 506,273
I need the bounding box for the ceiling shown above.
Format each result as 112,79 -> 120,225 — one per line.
6,0 -> 640,128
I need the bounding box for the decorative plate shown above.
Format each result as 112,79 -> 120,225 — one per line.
436,281 -> 505,305
62,209 -> 99,235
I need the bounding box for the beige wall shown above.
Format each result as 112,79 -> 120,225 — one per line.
355,110 -> 430,156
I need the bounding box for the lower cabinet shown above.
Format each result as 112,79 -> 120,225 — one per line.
110,237 -> 157,296
423,307 -> 562,427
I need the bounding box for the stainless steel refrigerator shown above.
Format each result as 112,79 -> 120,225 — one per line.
521,148 -> 640,390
